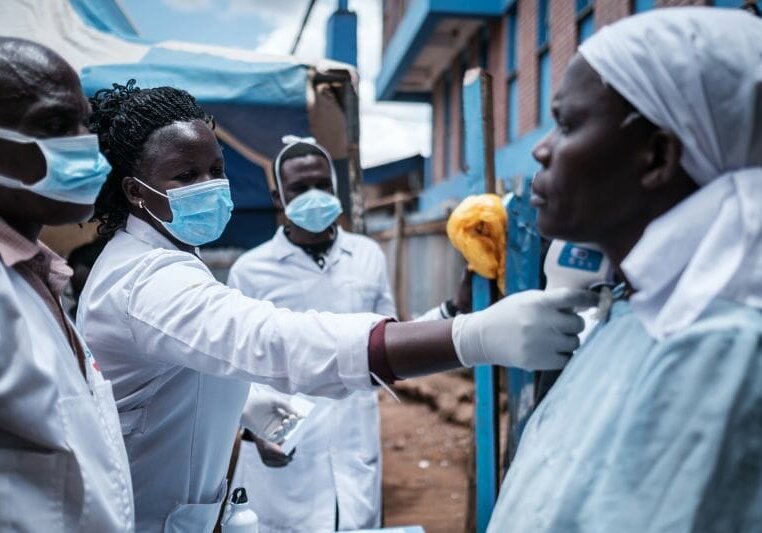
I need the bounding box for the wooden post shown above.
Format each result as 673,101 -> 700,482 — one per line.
462,67 -> 500,533
392,195 -> 408,320
342,78 -> 366,234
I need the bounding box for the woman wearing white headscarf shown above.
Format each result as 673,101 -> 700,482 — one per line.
488,7 -> 762,532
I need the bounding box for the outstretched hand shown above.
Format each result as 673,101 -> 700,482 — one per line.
452,288 -> 598,370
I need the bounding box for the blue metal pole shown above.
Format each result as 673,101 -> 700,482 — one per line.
326,0 -> 357,66
462,68 -> 500,533
504,176 -> 540,462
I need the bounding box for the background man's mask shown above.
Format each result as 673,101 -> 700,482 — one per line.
274,136 -> 343,233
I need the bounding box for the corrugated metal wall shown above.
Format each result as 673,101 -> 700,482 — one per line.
376,231 -> 465,320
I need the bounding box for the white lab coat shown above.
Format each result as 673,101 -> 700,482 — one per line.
228,227 -> 396,532
77,216 -> 384,533
0,260 -> 134,531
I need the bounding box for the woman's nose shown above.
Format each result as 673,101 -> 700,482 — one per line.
532,132 -> 553,166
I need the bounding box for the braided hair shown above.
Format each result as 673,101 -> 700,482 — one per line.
88,80 -> 213,238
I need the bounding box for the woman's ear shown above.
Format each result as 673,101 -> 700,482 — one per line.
271,189 -> 284,210
641,129 -> 683,190
122,176 -> 144,208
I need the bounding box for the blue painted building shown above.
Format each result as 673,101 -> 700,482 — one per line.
378,0 -> 755,223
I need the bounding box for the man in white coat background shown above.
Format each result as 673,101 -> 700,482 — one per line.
228,137 -> 397,531
0,37 -> 134,531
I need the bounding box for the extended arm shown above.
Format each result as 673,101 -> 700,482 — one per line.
127,252 -> 594,396
386,288 -> 597,380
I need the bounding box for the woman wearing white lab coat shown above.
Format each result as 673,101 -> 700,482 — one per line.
0,38 -> 134,531
79,81 -> 595,532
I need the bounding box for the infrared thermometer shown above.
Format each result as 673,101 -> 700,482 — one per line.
544,240 -> 614,343
544,240 -> 613,291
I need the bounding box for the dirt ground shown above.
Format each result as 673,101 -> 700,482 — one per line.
380,372 -> 475,533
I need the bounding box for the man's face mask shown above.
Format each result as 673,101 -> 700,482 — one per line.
275,136 -> 343,233
133,177 -> 233,246
0,127 -> 111,205
284,188 -> 343,233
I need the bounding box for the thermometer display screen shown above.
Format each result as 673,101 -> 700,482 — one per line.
557,243 -> 604,272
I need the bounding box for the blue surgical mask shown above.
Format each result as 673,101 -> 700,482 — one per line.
285,188 -> 343,233
134,178 -> 233,246
0,127 -> 111,205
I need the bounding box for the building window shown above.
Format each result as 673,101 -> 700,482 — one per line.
443,74 -> 452,177
537,0 -> 551,126
538,52 -> 551,125
506,8 -> 518,74
478,26 -> 490,70
507,77 -> 519,141
458,54 -> 468,172
537,0 -> 550,48
505,7 -> 519,142
576,0 -> 595,44
633,0 -> 654,12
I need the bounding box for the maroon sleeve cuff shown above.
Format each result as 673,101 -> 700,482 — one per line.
368,318 -> 400,385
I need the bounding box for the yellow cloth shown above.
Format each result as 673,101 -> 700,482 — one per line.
446,194 -> 506,294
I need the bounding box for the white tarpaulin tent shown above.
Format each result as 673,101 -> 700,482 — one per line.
1,0 -> 361,250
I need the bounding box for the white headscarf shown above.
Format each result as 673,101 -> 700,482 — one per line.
578,7 -> 762,339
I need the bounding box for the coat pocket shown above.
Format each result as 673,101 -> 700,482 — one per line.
58,389 -> 134,532
163,480 -> 227,533
0,447 -> 67,531
348,280 -> 378,312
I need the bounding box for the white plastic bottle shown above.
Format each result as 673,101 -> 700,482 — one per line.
221,487 -> 259,533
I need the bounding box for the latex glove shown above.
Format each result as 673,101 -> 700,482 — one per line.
240,388 -> 299,442
252,434 -> 294,468
451,288 -> 598,370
